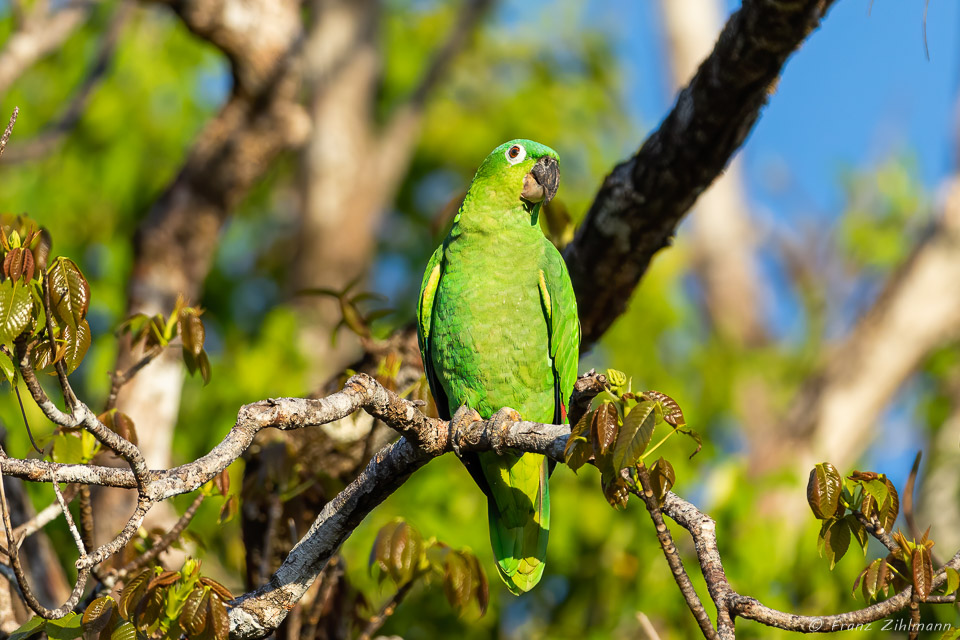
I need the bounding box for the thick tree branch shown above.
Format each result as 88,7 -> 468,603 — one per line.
567,0 -> 836,347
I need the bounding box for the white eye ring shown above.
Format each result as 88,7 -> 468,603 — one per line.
505,144 -> 526,165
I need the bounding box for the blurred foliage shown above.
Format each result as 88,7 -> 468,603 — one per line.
0,0 -> 958,639
13,559 -> 234,640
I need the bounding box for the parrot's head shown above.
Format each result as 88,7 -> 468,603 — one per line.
472,139 -> 560,209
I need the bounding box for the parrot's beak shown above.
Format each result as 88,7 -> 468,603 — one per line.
521,156 -> 560,204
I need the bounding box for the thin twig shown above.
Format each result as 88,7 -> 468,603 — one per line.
14,383 -> 43,454
633,466 -> 718,639
357,580 -> 415,640
12,483 -> 78,540
104,346 -> 163,412
51,469 -> 85,556
0,460 -> 91,618
908,592 -> 921,640
0,107 -> 18,160
853,511 -> 899,554
117,493 -> 205,577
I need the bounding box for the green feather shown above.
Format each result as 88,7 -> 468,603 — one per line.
417,139 -> 579,594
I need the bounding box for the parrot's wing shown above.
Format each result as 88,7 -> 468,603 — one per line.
416,243 -> 450,420
539,240 -> 581,424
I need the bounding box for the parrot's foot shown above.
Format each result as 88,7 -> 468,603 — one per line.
488,407 -> 521,456
449,405 -> 482,457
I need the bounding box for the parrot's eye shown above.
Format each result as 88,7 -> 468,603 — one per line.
505,144 -> 526,165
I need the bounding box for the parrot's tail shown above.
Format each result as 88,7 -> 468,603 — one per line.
483,451 -> 551,594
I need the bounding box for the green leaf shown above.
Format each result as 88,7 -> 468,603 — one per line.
844,513 -> 868,554
62,319 -> 91,374
44,612 -> 82,640
0,347 -> 17,384
9,617 -> 46,640
605,368 -> 627,388
52,430 -> 85,465
48,257 -> 90,328
0,278 -> 33,344
878,478 -> 899,531
854,557 -> 889,602
807,462 -> 843,520
109,621 -> 137,640
860,478 -> 889,509
821,517 -> 851,570
612,399 -> 656,472
945,567 -> 960,596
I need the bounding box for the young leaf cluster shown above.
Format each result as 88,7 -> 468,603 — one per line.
10,559 -> 234,640
300,276 -> 394,344
369,519 -> 489,617
563,369 -> 696,509
0,216 -> 92,382
120,295 -> 211,384
807,463 -> 960,604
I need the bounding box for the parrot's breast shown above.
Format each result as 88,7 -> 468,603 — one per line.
431,236 -> 555,424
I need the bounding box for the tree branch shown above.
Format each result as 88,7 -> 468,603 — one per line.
567,0 -> 837,348
633,466 -> 718,639
2,371 -> 959,636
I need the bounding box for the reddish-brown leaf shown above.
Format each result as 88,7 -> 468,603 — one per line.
806,462 -> 843,520
591,402 -> 618,457
912,545 -> 933,600
181,587 -> 210,637
81,596 -> 116,635
199,576 -> 234,602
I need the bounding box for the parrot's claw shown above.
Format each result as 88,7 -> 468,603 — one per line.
488,407 -> 521,456
449,405 -> 482,457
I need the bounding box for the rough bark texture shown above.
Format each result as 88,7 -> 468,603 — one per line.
566,0 -> 836,348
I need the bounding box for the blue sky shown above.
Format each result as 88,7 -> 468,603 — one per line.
601,0 -> 960,219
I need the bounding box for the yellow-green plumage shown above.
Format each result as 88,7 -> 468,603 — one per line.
417,140 -> 580,594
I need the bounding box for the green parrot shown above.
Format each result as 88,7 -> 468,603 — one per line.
416,139 -> 580,594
